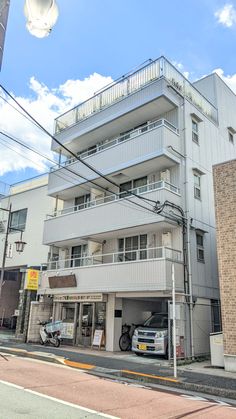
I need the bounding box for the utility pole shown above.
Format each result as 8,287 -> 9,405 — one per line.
172,262 -> 177,378
0,203 -> 12,300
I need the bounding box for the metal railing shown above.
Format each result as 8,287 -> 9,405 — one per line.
51,118 -> 178,172
54,56 -> 217,134
46,246 -> 182,271
48,180 -> 180,218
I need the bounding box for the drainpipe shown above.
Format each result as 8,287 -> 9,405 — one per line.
181,98 -> 194,360
167,84 -> 194,359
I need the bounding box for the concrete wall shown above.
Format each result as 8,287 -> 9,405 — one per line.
27,300 -> 53,343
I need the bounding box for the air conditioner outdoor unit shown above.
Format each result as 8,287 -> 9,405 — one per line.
162,232 -> 172,247
160,169 -> 170,183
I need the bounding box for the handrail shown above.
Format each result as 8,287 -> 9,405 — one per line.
47,180 -> 180,218
50,118 -> 178,172
46,246 -> 182,271
54,56 -> 217,135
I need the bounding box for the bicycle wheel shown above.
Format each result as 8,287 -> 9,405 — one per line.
119,332 -> 131,351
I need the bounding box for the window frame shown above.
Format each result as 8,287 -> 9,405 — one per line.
119,176 -> 147,198
193,172 -> 201,200
10,208 -> 28,232
192,119 -> 199,144
196,231 -> 205,262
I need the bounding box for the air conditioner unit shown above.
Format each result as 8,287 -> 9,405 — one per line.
162,232 -> 172,247
160,169 -> 170,183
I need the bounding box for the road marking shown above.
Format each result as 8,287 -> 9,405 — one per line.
0,379 -> 119,419
122,369 -> 179,383
64,359 -> 95,370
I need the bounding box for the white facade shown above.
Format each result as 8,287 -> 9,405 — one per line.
38,57 -> 236,356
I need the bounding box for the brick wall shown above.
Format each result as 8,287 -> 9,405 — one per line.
213,159 -> 236,355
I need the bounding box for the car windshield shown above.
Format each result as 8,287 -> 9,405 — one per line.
143,314 -> 168,328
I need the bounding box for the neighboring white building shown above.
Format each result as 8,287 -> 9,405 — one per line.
37,57 -> 236,356
0,174 -> 57,339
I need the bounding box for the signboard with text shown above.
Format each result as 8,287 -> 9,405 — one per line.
25,269 -> 39,290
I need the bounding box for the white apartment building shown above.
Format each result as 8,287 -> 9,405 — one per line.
0,175 -> 57,339
38,57 -> 236,356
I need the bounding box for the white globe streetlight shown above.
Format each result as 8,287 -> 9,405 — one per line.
24,0 -> 59,38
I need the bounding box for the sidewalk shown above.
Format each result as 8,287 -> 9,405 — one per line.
0,334 -> 236,400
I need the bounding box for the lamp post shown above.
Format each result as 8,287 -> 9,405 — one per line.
0,204 -> 27,300
24,0 -> 59,38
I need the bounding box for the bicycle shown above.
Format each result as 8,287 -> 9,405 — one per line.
119,323 -> 137,351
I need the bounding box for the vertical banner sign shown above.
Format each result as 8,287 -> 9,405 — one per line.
25,269 -> 39,290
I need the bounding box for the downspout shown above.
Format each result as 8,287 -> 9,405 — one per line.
167,83 -> 194,359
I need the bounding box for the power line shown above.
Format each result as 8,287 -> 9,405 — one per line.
0,84 -> 157,206
0,130 -> 159,217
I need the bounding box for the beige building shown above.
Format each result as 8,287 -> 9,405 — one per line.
213,159 -> 236,372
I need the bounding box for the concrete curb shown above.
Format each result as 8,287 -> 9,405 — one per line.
1,346 -> 236,400
0,347 -> 64,366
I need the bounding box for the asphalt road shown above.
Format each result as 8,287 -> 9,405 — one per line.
0,356 -> 236,419
1,341 -> 236,394
0,381 -> 108,419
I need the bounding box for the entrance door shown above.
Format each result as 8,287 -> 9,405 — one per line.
78,304 -> 94,346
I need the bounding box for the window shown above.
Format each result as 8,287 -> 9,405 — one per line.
229,130 -> 234,144
192,119 -> 199,144
74,194 -> 90,210
194,173 -> 201,200
10,208 -> 27,231
211,300 -> 222,333
119,176 -> 147,198
118,234 -> 147,261
71,244 -> 88,267
196,232 -> 204,262
119,181 -> 132,198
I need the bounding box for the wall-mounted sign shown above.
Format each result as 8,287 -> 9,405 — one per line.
6,243 -> 13,258
53,293 -> 106,303
25,269 -> 39,290
49,274 -> 76,288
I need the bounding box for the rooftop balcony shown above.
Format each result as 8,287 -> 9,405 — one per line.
48,118 -> 181,198
54,57 -> 217,142
43,181 -> 181,246
40,246 -> 184,294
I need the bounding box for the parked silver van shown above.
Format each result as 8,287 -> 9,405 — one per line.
132,313 -> 168,357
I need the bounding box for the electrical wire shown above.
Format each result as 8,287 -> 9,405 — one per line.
0,84 -> 157,206
0,130 -> 160,218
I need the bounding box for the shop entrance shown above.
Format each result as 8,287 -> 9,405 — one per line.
54,298 -> 106,348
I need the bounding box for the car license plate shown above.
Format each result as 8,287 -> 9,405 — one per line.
138,344 -> 147,351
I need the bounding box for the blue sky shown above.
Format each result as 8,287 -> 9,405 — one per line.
0,0 -> 236,186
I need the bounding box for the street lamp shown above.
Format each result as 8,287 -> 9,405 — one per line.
24,0 -> 59,38
0,204 -> 27,299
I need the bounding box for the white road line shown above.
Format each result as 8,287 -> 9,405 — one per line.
0,379 -> 119,419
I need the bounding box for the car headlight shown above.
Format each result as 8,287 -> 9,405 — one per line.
133,329 -> 138,336
155,330 -> 168,338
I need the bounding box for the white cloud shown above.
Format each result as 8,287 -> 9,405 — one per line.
0,73 -> 113,176
172,61 -> 190,79
213,68 -> 236,93
215,3 -> 236,27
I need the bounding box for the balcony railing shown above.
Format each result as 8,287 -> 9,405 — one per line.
55,56 -> 218,134
51,118 -> 178,172
48,180 -> 180,218
46,246 -> 182,271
